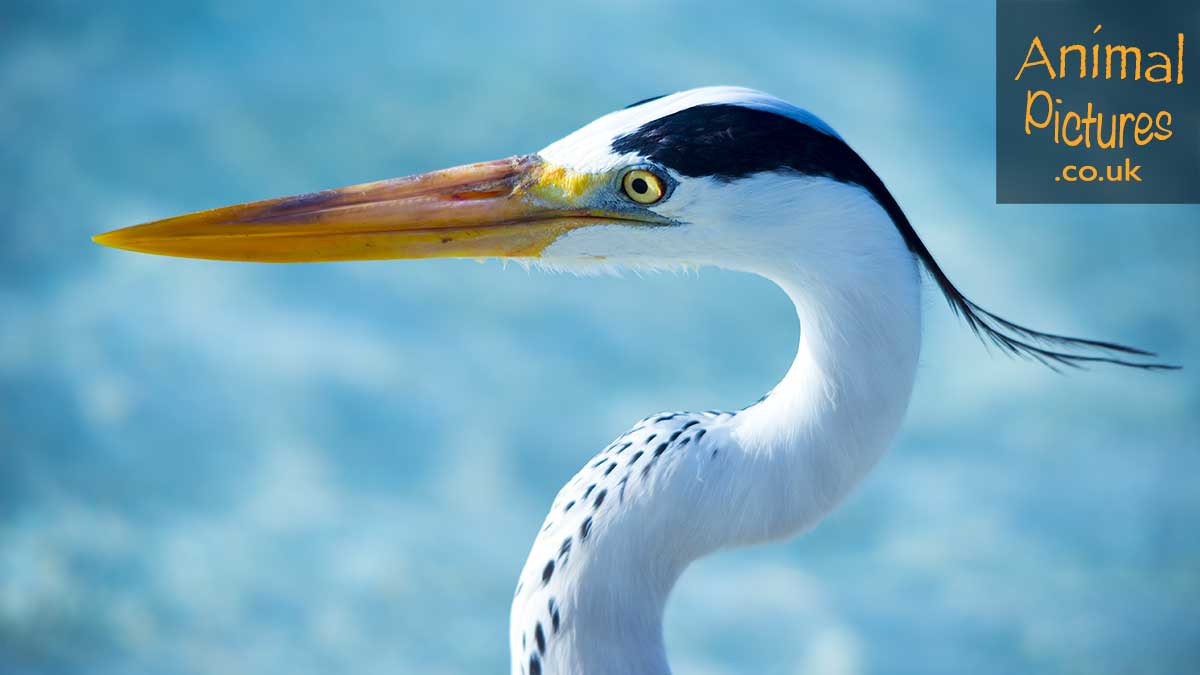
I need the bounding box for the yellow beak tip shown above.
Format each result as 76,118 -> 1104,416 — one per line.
92,231 -> 122,249
93,229 -> 146,254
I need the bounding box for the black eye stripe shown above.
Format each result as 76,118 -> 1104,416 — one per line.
612,103 -> 860,184
610,103 -> 909,259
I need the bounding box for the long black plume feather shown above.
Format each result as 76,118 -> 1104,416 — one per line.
869,185 -> 1177,371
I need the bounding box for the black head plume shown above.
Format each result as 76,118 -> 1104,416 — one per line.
869,170 -> 1178,371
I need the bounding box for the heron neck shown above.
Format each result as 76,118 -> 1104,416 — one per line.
727,248 -> 923,538
516,194 -> 923,675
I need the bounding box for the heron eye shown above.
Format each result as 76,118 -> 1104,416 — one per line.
621,169 -> 665,204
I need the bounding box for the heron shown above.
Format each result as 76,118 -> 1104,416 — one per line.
93,86 -> 1173,675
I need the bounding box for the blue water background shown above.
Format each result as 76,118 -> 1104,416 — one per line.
2,1 -> 1198,673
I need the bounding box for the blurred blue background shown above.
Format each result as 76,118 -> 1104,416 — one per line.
2,1 -> 1198,673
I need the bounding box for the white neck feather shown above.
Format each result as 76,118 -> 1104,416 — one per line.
512,185 -> 922,675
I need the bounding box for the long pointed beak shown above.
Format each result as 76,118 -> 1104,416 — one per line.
93,155 -> 640,263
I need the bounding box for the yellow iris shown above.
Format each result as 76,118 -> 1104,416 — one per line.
621,169 -> 666,204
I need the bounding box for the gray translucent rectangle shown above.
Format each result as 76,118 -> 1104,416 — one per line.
996,0 -> 1199,203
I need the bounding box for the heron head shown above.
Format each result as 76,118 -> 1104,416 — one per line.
93,86 -> 1176,370
93,87 -> 891,275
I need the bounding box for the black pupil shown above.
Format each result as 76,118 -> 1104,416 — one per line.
630,177 -> 649,194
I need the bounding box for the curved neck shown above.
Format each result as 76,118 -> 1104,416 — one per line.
721,184 -> 924,543
512,193 -> 922,675
729,254 -> 923,527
